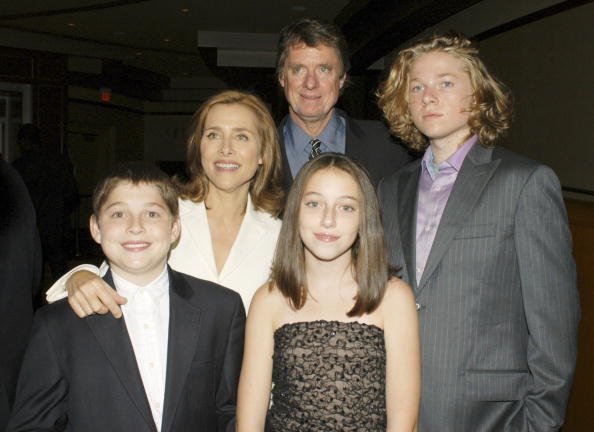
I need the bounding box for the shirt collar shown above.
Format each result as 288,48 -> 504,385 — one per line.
111,265 -> 169,303
286,109 -> 343,153
422,134 -> 478,179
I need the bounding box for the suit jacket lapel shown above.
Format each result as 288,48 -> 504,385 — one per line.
397,164 -> 421,291
161,269 -> 202,432
85,271 -> 156,431
278,116 -> 294,192
179,201 -> 218,281
219,195 -> 267,281
342,112 -> 366,163
417,144 -> 500,294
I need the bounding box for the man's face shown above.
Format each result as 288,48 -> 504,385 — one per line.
279,43 -> 346,129
407,51 -> 473,153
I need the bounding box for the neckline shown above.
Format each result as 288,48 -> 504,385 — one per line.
274,319 -> 383,335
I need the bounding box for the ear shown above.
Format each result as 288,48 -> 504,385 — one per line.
258,156 -> 263,165
339,73 -> 346,90
170,217 -> 181,245
89,215 -> 102,244
278,72 -> 286,88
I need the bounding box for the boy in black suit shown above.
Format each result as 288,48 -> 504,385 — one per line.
8,163 -> 245,432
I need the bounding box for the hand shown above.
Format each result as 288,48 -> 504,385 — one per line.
67,270 -> 127,318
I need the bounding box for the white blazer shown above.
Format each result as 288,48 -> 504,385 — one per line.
46,196 -> 281,311
169,196 -> 281,309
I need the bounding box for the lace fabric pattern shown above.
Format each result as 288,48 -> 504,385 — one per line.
267,320 -> 386,431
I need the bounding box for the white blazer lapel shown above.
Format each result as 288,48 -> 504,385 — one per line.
171,199 -> 218,281
218,195 -> 267,280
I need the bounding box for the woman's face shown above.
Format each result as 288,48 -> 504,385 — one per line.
200,103 -> 263,195
299,167 -> 361,264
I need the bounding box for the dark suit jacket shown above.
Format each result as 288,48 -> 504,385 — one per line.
7,268 -> 245,432
279,110 -> 411,192
0,160 -> 41,430
378,144 -> 580,432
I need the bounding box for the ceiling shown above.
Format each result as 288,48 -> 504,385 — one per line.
0,0 -> 571,97
0,0 -> 353,79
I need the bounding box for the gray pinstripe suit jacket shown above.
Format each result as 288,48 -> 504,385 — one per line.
378,143 -> 580,432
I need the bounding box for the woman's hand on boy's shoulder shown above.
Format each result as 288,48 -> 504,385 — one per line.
67,270 -> 127,319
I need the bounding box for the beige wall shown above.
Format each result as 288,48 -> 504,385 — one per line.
478,2 -> 594,194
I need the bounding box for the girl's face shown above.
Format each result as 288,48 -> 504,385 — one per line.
199,103 -> 263,195
298,167 -> 361,264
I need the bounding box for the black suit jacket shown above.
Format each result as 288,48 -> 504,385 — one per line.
279,110 -> 411,192
7,268 -> 245,432
0,160 -> 41,430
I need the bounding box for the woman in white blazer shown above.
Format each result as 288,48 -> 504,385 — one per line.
46,90 -> 283,313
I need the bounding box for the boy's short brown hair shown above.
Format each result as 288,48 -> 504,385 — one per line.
92,162 -> 179,218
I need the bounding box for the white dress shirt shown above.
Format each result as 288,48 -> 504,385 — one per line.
112,266 -> 169,432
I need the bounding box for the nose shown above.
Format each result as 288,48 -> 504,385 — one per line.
421,86 -> 437,105
219,135 -> 234,155
304,69 -> 319,90
126,214 -> 145,234
321,206 -> 336,228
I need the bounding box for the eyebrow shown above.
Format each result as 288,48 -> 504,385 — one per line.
204,126 -> 254,133
103,201 -> 167,210
303,191 -> 360,201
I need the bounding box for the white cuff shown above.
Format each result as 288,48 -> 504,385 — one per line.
45,262 -> 109,303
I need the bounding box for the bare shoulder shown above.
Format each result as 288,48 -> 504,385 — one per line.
380,278 -> 418,337
248,282 -> 287,318
382,277 -> 415,308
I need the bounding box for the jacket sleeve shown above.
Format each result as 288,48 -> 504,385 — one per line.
6,309 -> 68,431
511,165 -> 580,431
216,294 -> 246,432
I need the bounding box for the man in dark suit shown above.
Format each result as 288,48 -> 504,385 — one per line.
276,18 -> 410,191
0,159 -> 42,430
12,124 -> 79,284
377,33 -> 580,431
7,164 -> 244,432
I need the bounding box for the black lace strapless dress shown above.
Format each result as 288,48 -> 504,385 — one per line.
267,320 -> 386,432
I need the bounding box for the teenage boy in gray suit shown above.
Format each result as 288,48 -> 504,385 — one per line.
377,32 -> 579,432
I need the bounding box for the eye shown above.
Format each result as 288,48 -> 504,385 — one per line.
111,211 -> 124,218
340,204 -> 356,212
304,200 -> 319,208
441,80 -> 454,88
236,133 -> 249,141
291,65 -> 303,74
319,65 -> 330,73
410,83 -> 423,93
205,131 -> 219,139
147,211 -> 160,218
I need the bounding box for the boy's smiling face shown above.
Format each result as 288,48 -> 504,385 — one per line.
90,181 -> 180,286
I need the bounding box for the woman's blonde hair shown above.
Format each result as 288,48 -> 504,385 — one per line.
377,32 -> 512,151
180,90 -> 284,216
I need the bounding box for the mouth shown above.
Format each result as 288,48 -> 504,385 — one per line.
314,233 -> 339,242
300,93 -> 321,101
423,112 -> 442,119
121,241 -> 150,251
214,161 -> 240,170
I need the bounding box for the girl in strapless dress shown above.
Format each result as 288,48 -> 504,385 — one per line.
237,153 -> 420,432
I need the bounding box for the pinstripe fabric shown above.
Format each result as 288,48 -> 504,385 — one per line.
378,144 -> 580,432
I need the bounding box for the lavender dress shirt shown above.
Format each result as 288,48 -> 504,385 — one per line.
415,135 -> 478,284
